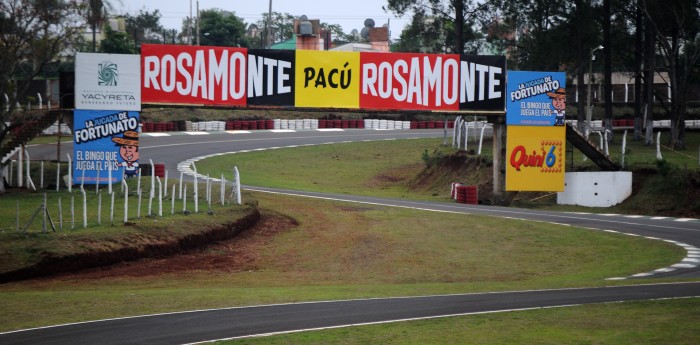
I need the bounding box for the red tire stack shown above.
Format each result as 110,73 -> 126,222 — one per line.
153,163 -> 166,178
455,185 -> 478,204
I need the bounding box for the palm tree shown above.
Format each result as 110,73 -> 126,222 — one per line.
86,0 -> 113,52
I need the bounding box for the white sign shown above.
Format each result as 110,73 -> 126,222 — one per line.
75,53 -> 141,111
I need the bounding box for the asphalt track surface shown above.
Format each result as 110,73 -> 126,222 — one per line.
6,128 -> 699,344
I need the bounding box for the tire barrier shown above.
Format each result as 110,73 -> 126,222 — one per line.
137,119 -> 700,133
138,119 -> 459,132
153,162 -> 166,178
455,185 -> 478,204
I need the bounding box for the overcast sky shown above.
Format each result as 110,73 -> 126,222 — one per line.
117,0 -> 409,39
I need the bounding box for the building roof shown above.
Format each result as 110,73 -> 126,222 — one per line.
270,37 -> 296,50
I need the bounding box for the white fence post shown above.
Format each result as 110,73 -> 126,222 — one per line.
234,166 -> 241,205
122,178 -> 129,223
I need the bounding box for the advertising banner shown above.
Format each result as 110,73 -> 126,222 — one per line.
360,52 -> 460,111
75,53 -> 141,111
295,50 -> 360,108
141,44 -> 247,106
459,55 -> 506,112
506,71 -> 566,126
73,110 -> 140,184
505,126 -> 565,192
247,49 -> 295,106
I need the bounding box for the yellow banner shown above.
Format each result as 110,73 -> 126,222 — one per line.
506,126 -> 566,192
295,50 -> 360,108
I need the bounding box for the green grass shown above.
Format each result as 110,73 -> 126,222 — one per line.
0,192 -> 687,332
195,138 -> 463,200
0,177 -> 254,274
220,297 -> 700,344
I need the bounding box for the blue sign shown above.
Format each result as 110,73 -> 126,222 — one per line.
506,71 -> 566,126
73,110 -> 140,185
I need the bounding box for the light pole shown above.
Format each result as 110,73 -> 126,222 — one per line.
586,45 -> 604,127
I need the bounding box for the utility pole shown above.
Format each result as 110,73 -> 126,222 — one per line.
266,0 -> 273,48
196,1 -> 200,45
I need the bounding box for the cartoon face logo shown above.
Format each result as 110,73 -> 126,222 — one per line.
112,131 -> 140,177
547,87 -> 566,125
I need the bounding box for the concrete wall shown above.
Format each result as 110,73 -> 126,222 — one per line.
557,171 -> 633,207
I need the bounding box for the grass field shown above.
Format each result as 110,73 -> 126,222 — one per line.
0,192 -> 687,332
0,135 -> 698,340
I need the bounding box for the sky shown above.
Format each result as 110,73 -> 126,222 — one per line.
117,0 -> 410,40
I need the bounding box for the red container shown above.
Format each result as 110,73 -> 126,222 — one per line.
257,120 -> 266,129
319,119 -> 327,128
356,120 -> 364,129
410,121 -> 418,129
250,121 -> 258,130
341,120 -> 349,128
233,120 -> 242,130
266,120 -> 275,129
225,121 -> 234,130
334,119 -> 342,128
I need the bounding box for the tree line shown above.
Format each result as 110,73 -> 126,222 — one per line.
2,0 -> 699,150
385,0 -> 700,149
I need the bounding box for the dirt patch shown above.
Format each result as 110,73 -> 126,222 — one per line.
40,211 -> 298,280
407,151 -> 493,201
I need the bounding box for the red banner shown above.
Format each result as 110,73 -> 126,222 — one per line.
360,52 -> 461,111
141,44 -> 247,106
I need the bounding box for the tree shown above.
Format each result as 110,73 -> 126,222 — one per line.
86,0 -> 114,52
255,11 -> 295,47
197,9 -> 250,47
320,23 -> 353,46
392,9 -> 447,53
125,9 -> 165,48
100,26 -> 135,54
386,0 -> 488,54
641,0 -> 700,149
0,0 -> 85,193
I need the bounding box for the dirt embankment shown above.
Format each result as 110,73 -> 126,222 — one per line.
0,207 -> 261,283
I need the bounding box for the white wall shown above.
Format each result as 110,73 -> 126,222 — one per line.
557,172 -> 633,207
